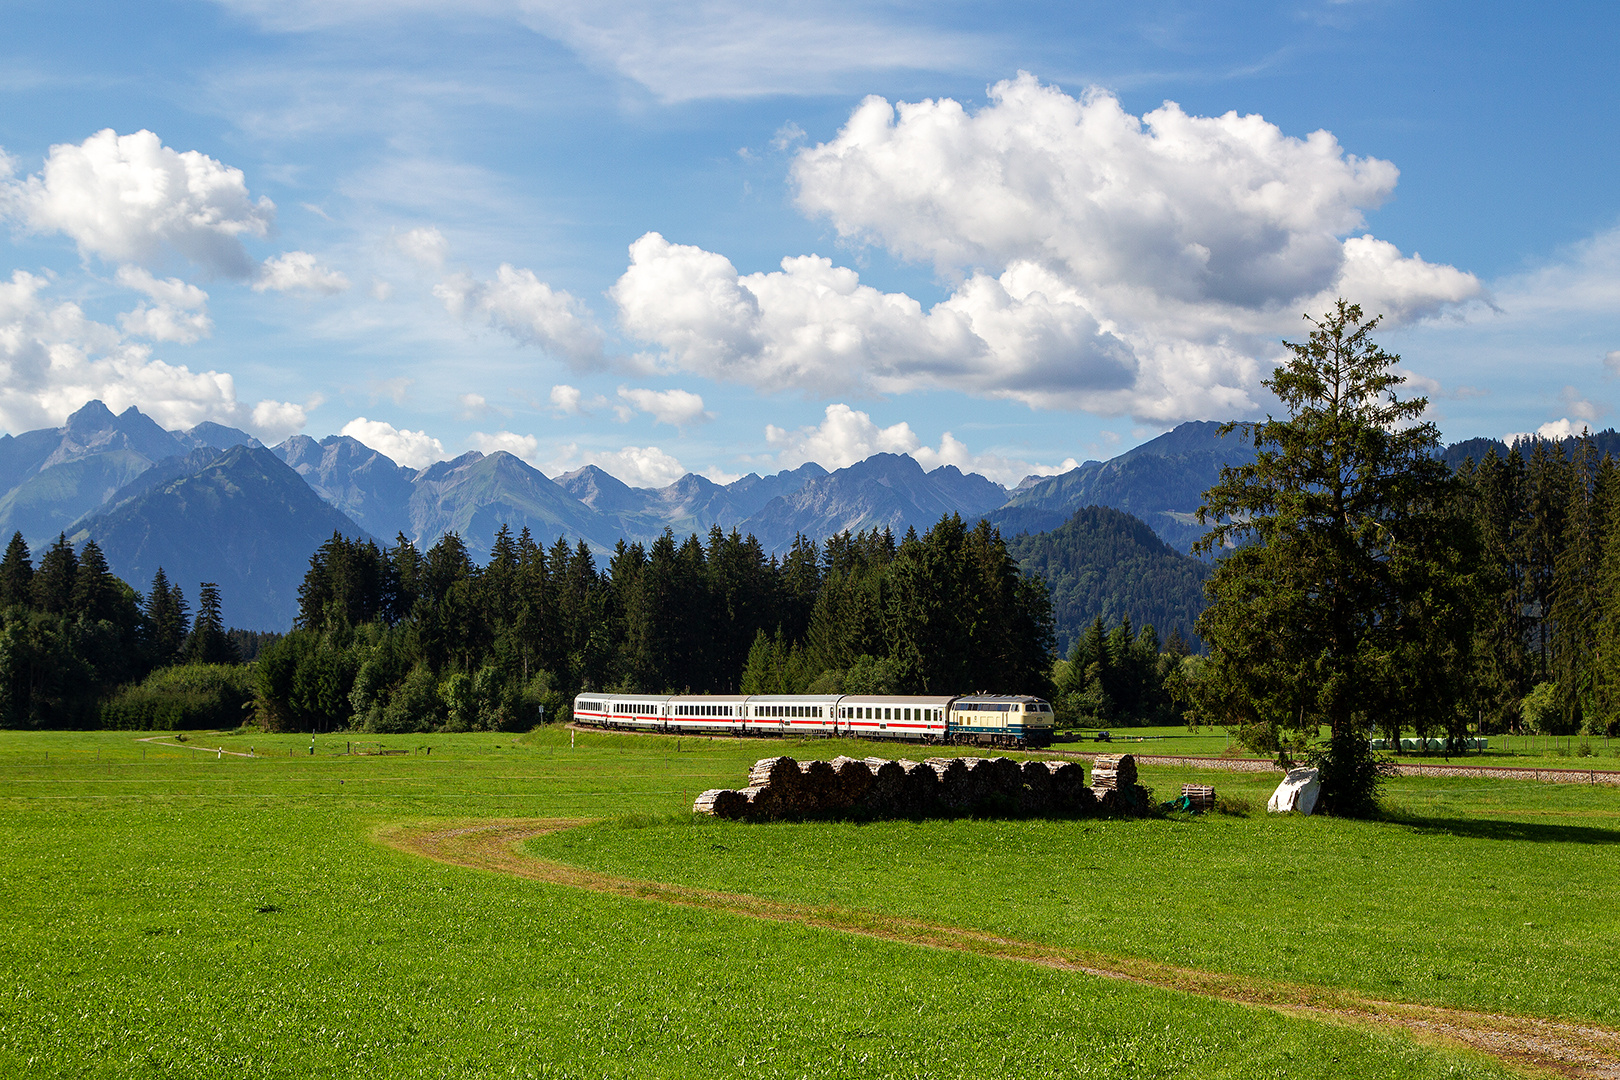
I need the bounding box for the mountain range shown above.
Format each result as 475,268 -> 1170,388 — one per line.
1,401 -> 1570,631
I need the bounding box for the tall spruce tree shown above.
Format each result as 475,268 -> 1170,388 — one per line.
183,582 -> 237,665
0,533 -> 33,609
32,534 -> 78,615
1192,300 -> 1477,816
144,569 -> 190,667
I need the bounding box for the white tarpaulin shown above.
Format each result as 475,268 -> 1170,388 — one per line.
1267,767 -> 1321,815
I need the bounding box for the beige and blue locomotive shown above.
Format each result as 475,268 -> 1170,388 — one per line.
572,692 -> 1053,749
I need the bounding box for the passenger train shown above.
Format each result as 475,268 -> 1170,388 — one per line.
571,691 -> 1054,749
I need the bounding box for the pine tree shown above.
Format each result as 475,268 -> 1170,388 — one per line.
0,533 -> 33,609
182,582 -> 237,665
70,540 -> 120,624
143,569 -> 190,666
1193,300 -> 1476,815
32,534 -> 78,615
1550,434 -> 1601,732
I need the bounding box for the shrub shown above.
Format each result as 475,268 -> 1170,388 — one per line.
1305,726 -> 1397,818
101,664 -> 255,730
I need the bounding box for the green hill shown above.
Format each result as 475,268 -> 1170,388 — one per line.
1006,505 -> 1210,654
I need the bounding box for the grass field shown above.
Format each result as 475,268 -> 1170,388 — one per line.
1,727 -> 1610,1078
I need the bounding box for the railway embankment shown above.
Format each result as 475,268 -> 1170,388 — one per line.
1056,750 -> 1620,786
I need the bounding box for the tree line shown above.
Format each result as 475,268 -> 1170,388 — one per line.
254,516 -> 1055,733
0,532 -> 238,727
1460,435 -> 1620,736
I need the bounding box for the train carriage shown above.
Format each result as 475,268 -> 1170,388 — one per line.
666,694 -> 747,735
836,695 -> 951,742
574,693 -> 667,732
949,695 -> 1054,749
741,694 -> 839,737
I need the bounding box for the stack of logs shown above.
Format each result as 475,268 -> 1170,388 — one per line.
694,753 -> 1153,821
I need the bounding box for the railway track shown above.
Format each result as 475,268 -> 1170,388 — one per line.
568,724 -> 1620,785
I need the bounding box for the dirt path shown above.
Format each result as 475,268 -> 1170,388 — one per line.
134,735 -> 257,758
378,817 -> 1620,1079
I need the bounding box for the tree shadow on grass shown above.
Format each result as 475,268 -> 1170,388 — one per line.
1381,812 -> 1620,845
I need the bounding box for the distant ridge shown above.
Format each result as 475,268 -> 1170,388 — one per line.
2,402 -> 1585,630
989,420 -> 1257,553
74,445 -> 372,630
0,401 -> 258,548
740,453 -> 1007,554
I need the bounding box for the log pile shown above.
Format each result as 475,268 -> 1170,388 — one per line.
1181,784 -> 1216,812
1090,753 -> 1152,814
694,752 -> 1154,821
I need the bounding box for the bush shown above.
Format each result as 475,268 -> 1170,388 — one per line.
101,664 -> 255,730
1304,726 -> 1397,818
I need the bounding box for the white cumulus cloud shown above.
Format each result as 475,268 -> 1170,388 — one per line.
470,429 -> 540,461
397,225 -> 448,268
436,264 -> 605,366
340,416 -> 447,469
543,441 -> 691,487
550,384 -> 584,415
617,385 -> 711,427
609,75 -> 1479,422
1,129 -> 274,278
0,268 -> 296,436
254,250 -> 351,293
1506,418 -> 1589,446
589,445 -> 688,488
765,402 -> 1072,486
115,265 -> 213,344
611,232 -> 1138,409
250,399 -> 309,442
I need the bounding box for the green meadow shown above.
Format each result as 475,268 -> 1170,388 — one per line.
2,727 -> 1612,1079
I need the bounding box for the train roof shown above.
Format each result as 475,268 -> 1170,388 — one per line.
576,692 -> 668,701
837,694 -> 955,704
955,693 -> 1049,703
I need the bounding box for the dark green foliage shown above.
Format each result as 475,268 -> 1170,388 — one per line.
1053,616 -> 1182,726
225,628 -> 282,662
142,568 -> 190,668
183,583 -> 237,665
70,540 -> 122,624
0,533 -> 149,728
1451,432 -> 1620,737
1303,725 -> 1399,818
31,534 -> 77,615
1190,302 -> 1476,816
0,531 -> 33,607
261,513 -> 1054,731
1005,505 -> 1209,655
0,607 -> 98,727
252,628 -> 362,733
100,663 -> 254,730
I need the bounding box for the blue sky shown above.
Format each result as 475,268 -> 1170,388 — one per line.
2,1 -> 1617,486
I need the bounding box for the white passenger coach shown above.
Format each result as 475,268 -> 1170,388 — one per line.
572,691 -> 1053,749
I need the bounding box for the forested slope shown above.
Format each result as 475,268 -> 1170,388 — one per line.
1006,505 -> 1209,654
